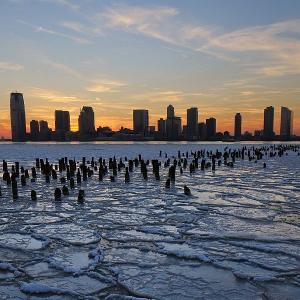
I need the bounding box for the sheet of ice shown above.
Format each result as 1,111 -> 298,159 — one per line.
48,246 -> 102,273
0,233 -> 48,250
0,142 -> 299,299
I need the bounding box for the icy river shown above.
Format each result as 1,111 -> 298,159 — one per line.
0,142 -> 299,300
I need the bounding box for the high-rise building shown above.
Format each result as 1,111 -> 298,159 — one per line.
10,92 -> 26,141
198,122 -> 207,140
55,110 -> 70,140
133,109 -> 149,135
167,105 -> 175,119
39,120 -> 51,141
166,105 -> 181,140
78,106 -> 95,136
263,106 -> 274,138
157,118 -> 166,138
206,118 -> 216,139
280,107 -> 293,137
30,120 -> 39,140
187,107 -> 198,140
234,113 -> 242,138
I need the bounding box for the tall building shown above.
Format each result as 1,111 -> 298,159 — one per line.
78,106 -> 95,136
30,120 -> 39,140
157,118 -> 166,138
206,118 -> 216,139
133,110 -> 149,135
167,105 -> 175,119
263,106 -> 275,138
234,113 -> 242,138
187,107 -> 198,140
198,122 -> 207,140
166,105 -> 181,140
10,92 -> 26,141
55,110 -> 70,140
280,107 -> 293,137
39,120 -> 51,141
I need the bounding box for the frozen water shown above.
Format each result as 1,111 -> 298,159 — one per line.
0,141 -> 299,299
0,233 -> 47,250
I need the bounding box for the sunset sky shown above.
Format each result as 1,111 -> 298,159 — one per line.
0,0 -> 300,138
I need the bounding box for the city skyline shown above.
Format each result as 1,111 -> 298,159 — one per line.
1,0 -> 300,138
8,92 -> 296,141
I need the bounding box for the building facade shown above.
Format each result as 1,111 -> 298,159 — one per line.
39,120 -> 51,141
78,106 -> 95,136
263,106 -> 275,138
157,118 -> 166,138
234,113 -> 242,138
55,110 -> 70,140
280,107 -> 293,137
187,107 -> 198,140
166,105 -> 181,140
133,109 -> 149,135
198,122 -> 207,140
30,120 -> 39,140
206,118 -> 216,139
10,92 -> 26,141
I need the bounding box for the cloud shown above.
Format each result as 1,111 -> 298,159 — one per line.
103,6 -> 178,28
101,5 -> 300,76
51,0 -> 79,11
28,87 -> 82,103
202,19 -> 300,76
60,21 -> 103,37
101,5 -> 213,47
42,59 -> 82,78
19,20 -> 90,44
35,0 -> 79,11
0,61 -> 24,71
86,79 -> 126,93
241,91 -> 255,96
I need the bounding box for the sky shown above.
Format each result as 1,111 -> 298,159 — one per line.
0,0 -> 300,138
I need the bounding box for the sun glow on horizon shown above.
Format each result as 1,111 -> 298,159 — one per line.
0,0 -> 300,138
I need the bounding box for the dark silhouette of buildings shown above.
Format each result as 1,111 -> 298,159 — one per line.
133,109 -> 149,135
234,113 -> 242,139
7,92 -> 298,142
206,118 -> 216,139
166,105 -> 182,140
264,106 -> 274,138
157,118 -> 166,138
78,106 -> 95,138
39,120 -> 51,141
10,92 -> 26,142
280,107 -> 293,137
187,107 -> 198,140
55,110 -> 70,140
198,122 -> 207,140
30,120 -> 39,140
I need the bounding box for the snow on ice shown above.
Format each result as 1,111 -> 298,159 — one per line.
0,142 -> 299,299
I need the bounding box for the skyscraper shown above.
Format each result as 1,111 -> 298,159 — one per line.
78,106 -> 95,136
280,107 -> 293,137
206,118 -> 216,139
167,105 -> 175,119
39,120 -> 51,141
187,107 -> 198,140
166,105 -> 182,140
198,122 -> 207,140
263,106 -> 275,138
133,110 -> 149,135
234,113 -> 242,138
10,92 -> 26,141
30,120 -> 39,140
157,118 -> 166,138
55,110 -> 70,140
